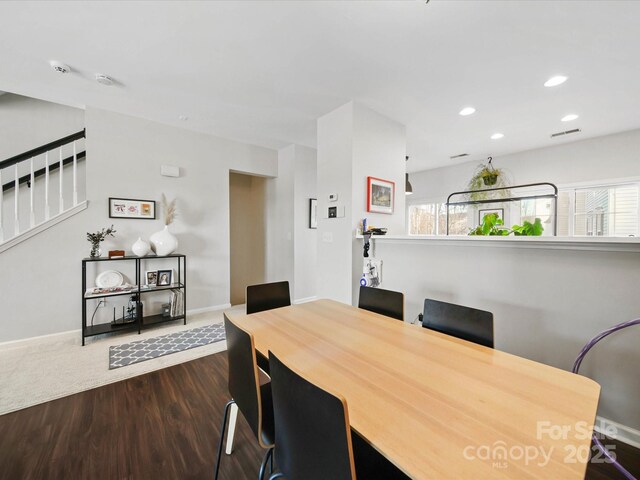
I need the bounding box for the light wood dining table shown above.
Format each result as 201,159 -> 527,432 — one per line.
226,299 -> 600,479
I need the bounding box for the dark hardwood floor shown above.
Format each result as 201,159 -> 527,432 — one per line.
0,351 -> 637,479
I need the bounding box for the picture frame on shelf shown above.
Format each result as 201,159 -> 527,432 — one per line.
146,271 -> 158,286
367,177 -> 395,214
478,208 -> 504,224
157,269 -> 172,286
309,198 -> 317,229
109,197 -> 156,220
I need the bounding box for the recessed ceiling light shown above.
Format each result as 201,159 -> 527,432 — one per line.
178,115 -> 189,121
561,114 -> 579,122
50,61 -> 70,74
459,107 -> 476,116
544,75 -> 568,87
490,133 -> 504,140
95,74 -> 114,86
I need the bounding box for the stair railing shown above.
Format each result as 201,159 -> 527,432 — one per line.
0,129 -> 86,244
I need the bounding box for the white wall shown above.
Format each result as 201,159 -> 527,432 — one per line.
0,107 -> 277,342
292,145 -> 318,301
409,128 -> 640,205
265,146 -> 295,287
316,101 -> 406,305
317,103 -> 354,303
265,144 -> 318,302
0,93 -> 84,160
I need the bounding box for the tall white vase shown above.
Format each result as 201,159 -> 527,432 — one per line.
132,237 -> 150,257
150,225 -> 178,256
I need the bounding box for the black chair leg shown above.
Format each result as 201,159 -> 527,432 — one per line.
258,448 -> 273,480
214,400 -> 235,480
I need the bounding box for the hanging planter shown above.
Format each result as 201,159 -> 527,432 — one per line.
466,157 -> 510,201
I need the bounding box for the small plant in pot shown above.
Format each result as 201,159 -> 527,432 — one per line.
466,157 -> 510,201
87,225 -> 116,257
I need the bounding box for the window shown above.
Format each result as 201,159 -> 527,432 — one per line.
408,203 -> 468,235
559,183 -> 639,237
407,182 -> 640,237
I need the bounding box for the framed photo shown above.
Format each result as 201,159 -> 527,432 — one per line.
109,197 -> 156,220
309,198 -> 317,229
479,208 -> 504,224
157,270 -> 172,286
145,271 -> 158,286
367,177 -> 395,214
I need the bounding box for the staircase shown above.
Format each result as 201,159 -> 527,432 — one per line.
0,130 -> 87,253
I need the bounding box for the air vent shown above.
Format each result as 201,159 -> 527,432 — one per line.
450,153 -> 469,159
550,128 -> 581,138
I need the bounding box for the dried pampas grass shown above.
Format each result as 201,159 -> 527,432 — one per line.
161,193 -> 177,225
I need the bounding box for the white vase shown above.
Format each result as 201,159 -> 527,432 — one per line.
150,225 -> 178,256
132,237 -> 150,257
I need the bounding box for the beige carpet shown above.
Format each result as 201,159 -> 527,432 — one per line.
0,306 -> 243,416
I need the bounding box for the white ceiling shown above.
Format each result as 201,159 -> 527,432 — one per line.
1,1 -> 640,172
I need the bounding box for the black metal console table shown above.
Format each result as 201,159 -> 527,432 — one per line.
81,254 -> 186,345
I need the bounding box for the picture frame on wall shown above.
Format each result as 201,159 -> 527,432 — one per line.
478,208 -> 504,224
109,197 -> 156,220
367,177 -> 395,214
309,198 -> 318,229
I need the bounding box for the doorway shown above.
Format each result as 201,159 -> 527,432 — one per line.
229,172 -> 267,305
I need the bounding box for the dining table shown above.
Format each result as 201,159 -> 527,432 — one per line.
225,299 -> 601,479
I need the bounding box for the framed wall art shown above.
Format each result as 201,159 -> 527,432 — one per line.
478,208 -> 504,224
366,177 -> 395,214
109,198 -> 156,220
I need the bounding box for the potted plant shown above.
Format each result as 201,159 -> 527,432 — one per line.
468,214 -> 544,237
466,157 -> 510,201
87,225 -> 116,258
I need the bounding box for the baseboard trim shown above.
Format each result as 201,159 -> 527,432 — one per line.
186,303 -> 232,315
294,296 -> 317,304
0,303 -> 232,350
595,416 -> 640,449
0,328 -> 80,351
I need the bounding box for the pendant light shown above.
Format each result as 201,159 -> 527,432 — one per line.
405,156 -> 413,195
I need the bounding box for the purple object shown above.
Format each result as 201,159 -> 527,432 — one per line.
572,318 -> 640,480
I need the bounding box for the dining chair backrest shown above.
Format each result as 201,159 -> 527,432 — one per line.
246,281 -> 291,315
358,286 -> 404,321
422,299 -> 494,348
223,314 -> 269,447
268,352 -> 357,480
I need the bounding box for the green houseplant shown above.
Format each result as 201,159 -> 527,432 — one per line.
468,213 -> 544,237
466,157 -> 510,201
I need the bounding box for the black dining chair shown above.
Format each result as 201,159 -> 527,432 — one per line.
267,352 -> 409,480
215,315 -> 275,480
246,280 -> 291,375
422,299 -> 494,348
358,285 -> 404,321
246,281 -> 291,315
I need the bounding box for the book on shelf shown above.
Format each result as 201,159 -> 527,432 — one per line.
169,289 -> 184,317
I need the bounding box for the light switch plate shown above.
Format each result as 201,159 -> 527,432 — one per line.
328,193 -> 338,202
322,232 -> 333,243
161,165 -> 180,177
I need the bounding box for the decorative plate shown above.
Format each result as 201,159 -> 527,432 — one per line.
96,270 -> 124,288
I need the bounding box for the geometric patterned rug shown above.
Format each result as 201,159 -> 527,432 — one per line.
109,323 -> 226,369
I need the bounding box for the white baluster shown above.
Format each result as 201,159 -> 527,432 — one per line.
58,147 -> 64,213
29,158 -> 35,228
44,152 -> 50,220
0,169 -> 4,243
72,141 -> 78,206
14,164 -> 19,236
